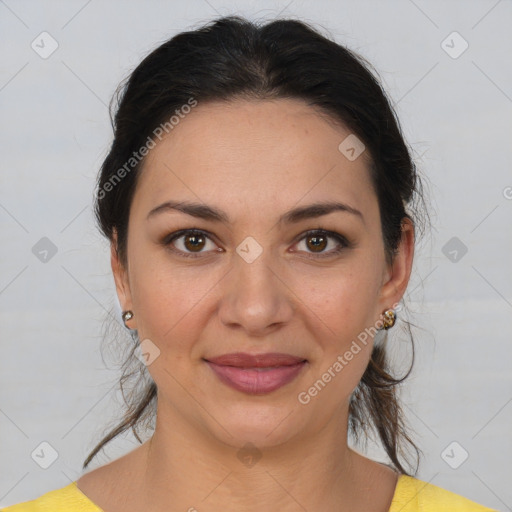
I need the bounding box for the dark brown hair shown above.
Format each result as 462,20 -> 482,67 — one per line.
85,15 -> 428,474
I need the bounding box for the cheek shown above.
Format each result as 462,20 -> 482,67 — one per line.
302,275 -> 379,407
321,291 -> 374,373
307,263 -> 381,341
129,255 -> 221,350
303,259 -> 382,390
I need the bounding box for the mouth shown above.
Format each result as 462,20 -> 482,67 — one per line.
204,352 -> 308,395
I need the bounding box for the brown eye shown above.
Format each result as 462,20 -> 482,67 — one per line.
165,229 -> 219,257
305,234 -> 328,252
183,233 -> 206,252
294,229 -> 348,258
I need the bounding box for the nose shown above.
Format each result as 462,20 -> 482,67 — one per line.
217,248 -> 295,337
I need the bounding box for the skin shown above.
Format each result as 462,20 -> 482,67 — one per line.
77,98 -> 414,512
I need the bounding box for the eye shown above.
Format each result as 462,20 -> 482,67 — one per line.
163,228 -> 350,260
164,229 -> 220,258
292,229 -> 349,258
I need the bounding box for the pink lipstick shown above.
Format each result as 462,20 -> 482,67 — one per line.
205,352 -> 307,394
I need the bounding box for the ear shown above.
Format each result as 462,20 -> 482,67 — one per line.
378,217 -> 415,312
111,229 -> 136,329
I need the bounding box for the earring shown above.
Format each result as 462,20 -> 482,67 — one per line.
381,309 -> 396,330
122,310 -> 134,328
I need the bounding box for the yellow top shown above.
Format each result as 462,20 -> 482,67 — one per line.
1,475 -> 498,511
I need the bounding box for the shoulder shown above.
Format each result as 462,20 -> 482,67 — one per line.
0,482 -> 102,512
389,475 -> 498,512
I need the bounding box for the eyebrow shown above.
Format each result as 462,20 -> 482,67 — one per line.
147,200 -> 364,225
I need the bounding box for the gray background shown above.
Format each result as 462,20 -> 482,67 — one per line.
1,0 -> 511,509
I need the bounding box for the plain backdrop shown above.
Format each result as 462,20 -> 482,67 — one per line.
1,0 -> 511,509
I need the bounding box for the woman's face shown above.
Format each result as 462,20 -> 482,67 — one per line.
112,98 -> 413,450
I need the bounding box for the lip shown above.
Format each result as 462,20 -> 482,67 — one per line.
204,352 -> 307,395
206,352 -> 306,367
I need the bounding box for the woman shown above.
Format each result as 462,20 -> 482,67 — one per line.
2,15 -> 497,512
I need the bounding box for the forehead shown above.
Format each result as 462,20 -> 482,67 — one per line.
132,98 -> 377,224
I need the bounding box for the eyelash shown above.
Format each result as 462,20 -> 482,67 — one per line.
162,228 -> 351,260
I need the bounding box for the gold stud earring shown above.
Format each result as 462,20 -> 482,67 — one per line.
381,309 -> 396,330
122,310 -> 134,328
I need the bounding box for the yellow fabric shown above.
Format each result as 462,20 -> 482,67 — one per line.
388,475 -> 497,511
1,475 -> 498,511
1,482 -> 102,512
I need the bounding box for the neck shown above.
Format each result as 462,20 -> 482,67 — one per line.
132,400 -> 393,512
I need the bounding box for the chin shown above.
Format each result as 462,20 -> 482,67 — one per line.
204,400 -> 305,451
